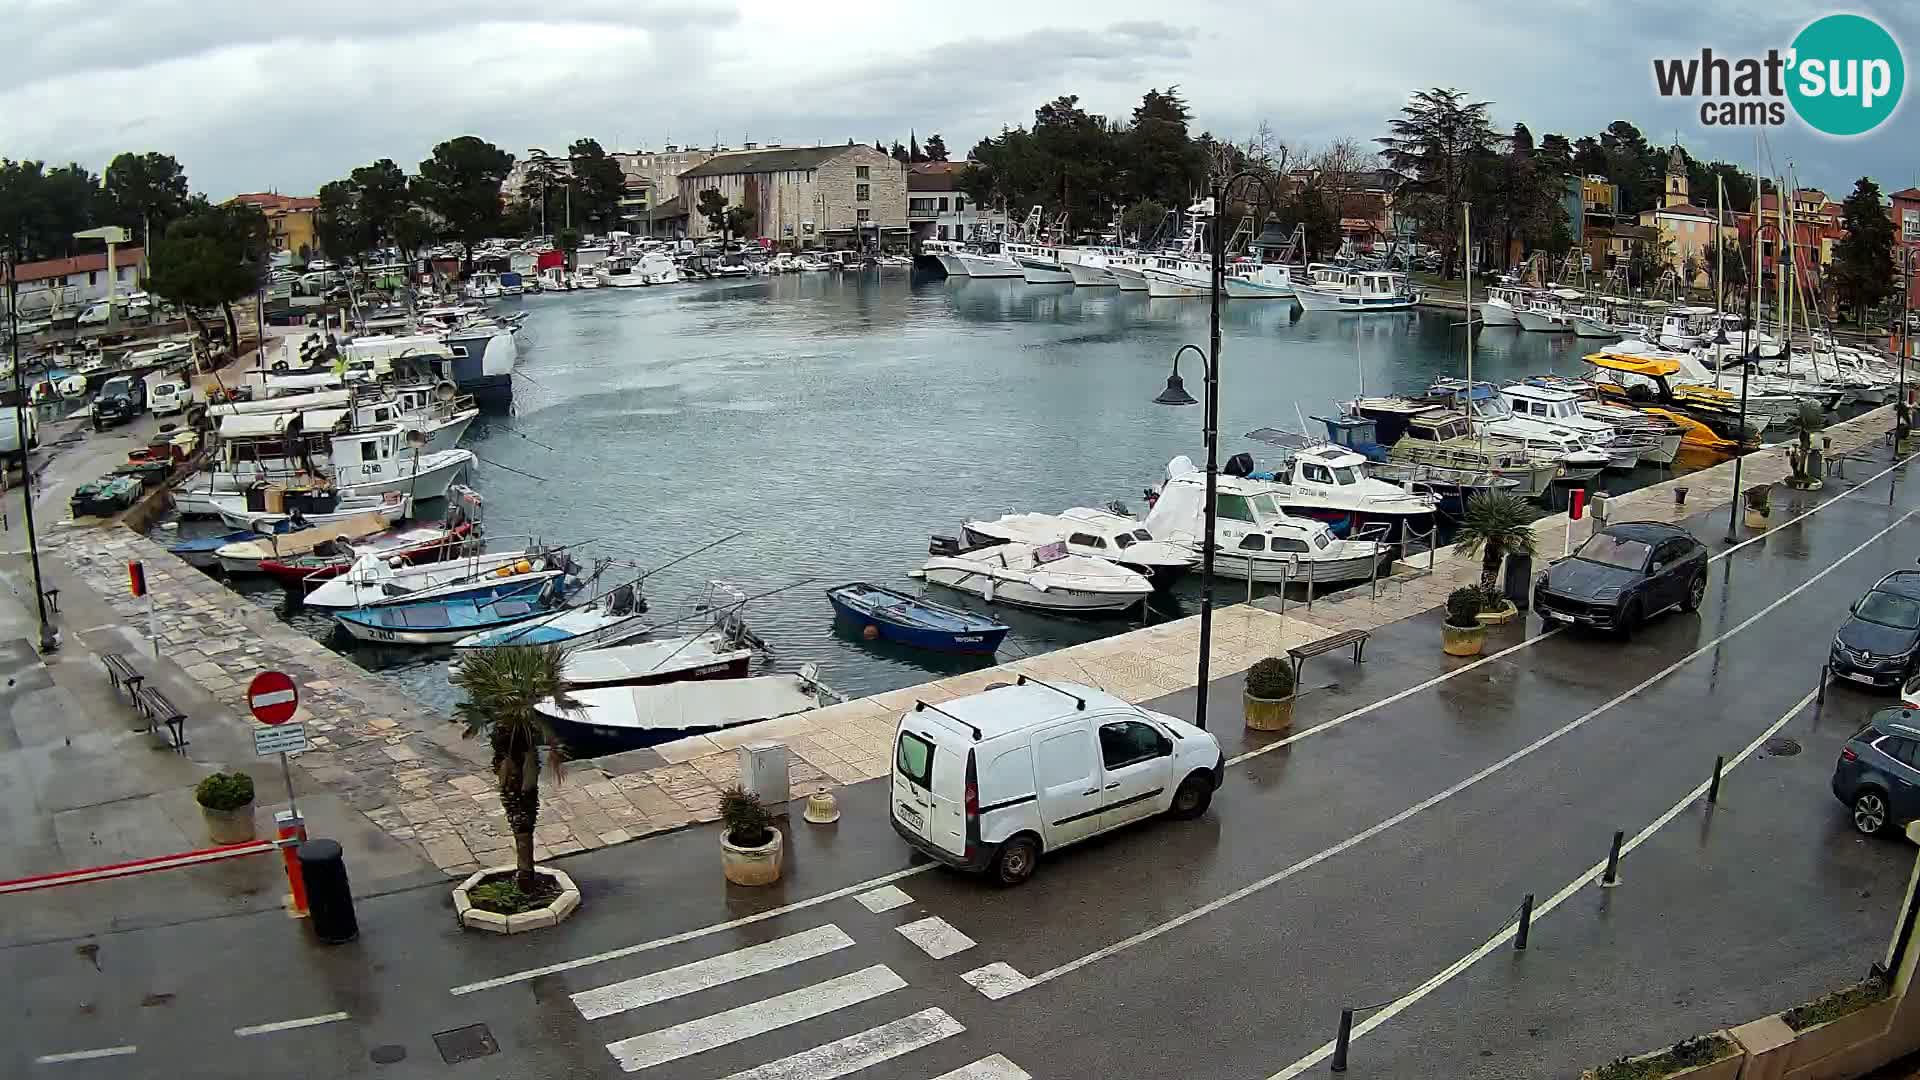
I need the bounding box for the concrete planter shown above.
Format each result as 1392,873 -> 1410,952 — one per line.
453,866 -> 581,934
1243,692 -> 1295,732
1782,995 -> 1897,1071
722,827 -> 784,886
1476,600 -> 1519,626
201,802 -> 257,845
1579,1033 -> 1742,1080
1442,622 -> 1486,656
1744,507 -> 1770,530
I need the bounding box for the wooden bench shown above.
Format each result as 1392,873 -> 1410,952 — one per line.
102,652 -> 145,699
1288,629 -> 1372,686
133,685 -> 188,753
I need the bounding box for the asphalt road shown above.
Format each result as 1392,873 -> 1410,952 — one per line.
6,446 -> 1920,1079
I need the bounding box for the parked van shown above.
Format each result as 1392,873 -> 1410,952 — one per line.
891,678 -> 1224,885
146,372 -> 193,417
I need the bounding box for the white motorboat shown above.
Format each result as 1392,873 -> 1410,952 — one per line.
1109,263 -> 1150,291
922,240 -> 972,277
1293,269 -> 1419,312
1655,306 -> 1716,349
1573,400 -> 1685,465
952,247 -> 1024,278
465,272 -> 502,299
449,584 -> 649,651
211,509 -> 402,574
213,491 -> 413,534
1065,251 -> 1118,286
915,539 -> 1152,615
1224,263 -> 1298,300
1433,381 -> 1610,480
961,508 -> 1197,585
1478,285 -> 1526,327
1237,433 -> 1442,529
304,549 -> 554,609
569,267 -> 601,289
557,627 -> 755,689
535,671 -> 831,749
1143,460 -> 1386,584
596,255 -> 646,287
795,255 -> 831,272
1495,383 -> 1658,469
1514,288 -> 1583,333
1016,248 -> 1075,284
635,251 -> 681,285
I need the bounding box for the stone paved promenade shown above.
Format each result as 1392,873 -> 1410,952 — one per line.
42,405 -> 1898,875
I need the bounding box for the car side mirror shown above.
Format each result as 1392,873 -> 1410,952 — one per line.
1650,561 -> 1664,574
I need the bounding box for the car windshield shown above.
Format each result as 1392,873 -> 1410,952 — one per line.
103,379 -> 131,394
1857,590 -> 1920,630
1575,533 -> 1652,571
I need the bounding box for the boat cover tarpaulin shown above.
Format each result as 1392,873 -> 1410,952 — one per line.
538,675 -> 818,732
1585,353 -> 1682,377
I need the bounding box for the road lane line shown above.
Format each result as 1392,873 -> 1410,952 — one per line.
717,1007 -> 964,1080
1020,509 -> 1916,995
571,924 -> 854,1020
33,1046 -> 137,1064
449,865 -> 932,995
233,1011 -> 350,1037
930,1054 -> 1035,1080
604,964 -> 906,1073
895,915 -> 976,959
1229,445 -> 1915,768
855,884 -> 915,912
960,962 -> 1031,1000
1266,685 -> 1820,1079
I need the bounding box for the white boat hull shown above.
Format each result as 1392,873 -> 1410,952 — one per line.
1110,267 -> 1149,292
1224,277 -> 1295,300
1211,550 -> 1381,585
1571,317 -> 1622,338
1478,301 -> 1520,327
935,254 -> 971,276
1066,261 -> 1115,287
1144,271 -> 1208,298
1018,260 -> 1074,285
1515,307 -> 1570,332
305,552 -> 548,609
1292,285 -> 1418,312
954,253 -> 1023,278
919,565 -> 1147,614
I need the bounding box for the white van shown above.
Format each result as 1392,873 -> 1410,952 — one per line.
146,373 -> 193,417
891,677 -> 1224,885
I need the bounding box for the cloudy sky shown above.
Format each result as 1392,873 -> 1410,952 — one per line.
3,0 -> 1914,199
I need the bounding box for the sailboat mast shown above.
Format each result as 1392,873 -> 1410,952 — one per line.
1715,174 -> 1726,390
1464,203 -> 1474,388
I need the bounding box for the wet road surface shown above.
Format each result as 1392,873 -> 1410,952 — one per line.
7,448 -> 1920,1079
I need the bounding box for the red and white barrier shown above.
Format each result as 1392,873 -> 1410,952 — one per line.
0,839 -> 279,895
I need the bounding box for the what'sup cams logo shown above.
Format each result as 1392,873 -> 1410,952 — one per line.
1653,13 -> 1905,136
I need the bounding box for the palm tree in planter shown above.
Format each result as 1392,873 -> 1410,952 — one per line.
1784,400 -> 1826,490
450,644 -> 578,892
1453,492 -> 1537,622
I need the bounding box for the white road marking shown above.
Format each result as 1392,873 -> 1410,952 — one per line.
855,884 -> 915,912
1266,685 -> 1821,1079
717,1007 -> 964,1080
572,924 -> 855,1020
233,1011 -> 351,1037
604,964 -> 907,1073
450,865 -> 932,995
1230,445 -> 1917,769
960,962 -> 1032,1000
33,1046 -> 137,1064
1017,508 -> 1917,995
930,1054 -> 1036,1080
895,915 -> 976,959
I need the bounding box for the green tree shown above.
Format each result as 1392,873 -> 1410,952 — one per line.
1377,87 -> 1497,277
102,151 -> 190,244
391,208 -> 435,260
890,140 -> 911,164
1126,86 -> 1207,211
1284,177 -> 1341,262
315,179 -> 369,263
1597,120 -> 1659,214
450,645 -> 580,891
1120,198 -> 1167,243
556,227 -> 581,269
350,159 -> 411,250
568,139 -> 627,230
1453,492 -> 1538,596
923,133 -> 949,162
725,204 -> 755,242
145,201 -> 269,351
412,136 -> 514,272
696,188 -> 731,240
0,160 -> 102,260
1831,176 -> 1896,326
908,132 -> 926,164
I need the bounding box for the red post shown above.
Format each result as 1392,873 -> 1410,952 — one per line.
276,809 -> 309,917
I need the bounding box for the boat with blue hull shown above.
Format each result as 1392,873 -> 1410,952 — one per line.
168,521 -> 310,569
334,578 -> 566,646
827,582 -> 1010,654
452,584 -> 648,651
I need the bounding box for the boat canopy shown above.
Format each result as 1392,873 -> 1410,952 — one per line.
1585,353 -> 1681,378
218,413 -> 295,438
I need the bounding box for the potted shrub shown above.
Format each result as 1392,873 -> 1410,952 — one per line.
1442,587 -> 1487,656
1743,484 -> 1771,530
720,786 -> 783,886
1581,1033 -> 1741,1080
1783,401 -> 1825,490
1780,976 -> 1893,1069
1243,657 -> 1296,732
1453,492 -> 1534,623
195,772 -> 257,844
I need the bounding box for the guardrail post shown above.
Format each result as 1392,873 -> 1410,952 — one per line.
1515,893 -> 1534,951
1330,1008 -> 1354,1072
1600,829 -> 1625,888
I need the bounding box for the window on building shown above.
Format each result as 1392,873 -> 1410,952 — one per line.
88,271 -> 98,286
1904,210 -> 1920,243
938,226 -> 949,240
938,198 -> 949,212
956,197 -> 966,212
855,165 -> 870,179
856,184 -> 870,202
857,209 -> 871,223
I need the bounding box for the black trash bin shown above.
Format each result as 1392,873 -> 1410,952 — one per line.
297,838 -> 358,944
1503,552 -> 1534,611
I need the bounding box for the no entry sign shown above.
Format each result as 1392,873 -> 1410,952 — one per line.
247,671 -> 299,725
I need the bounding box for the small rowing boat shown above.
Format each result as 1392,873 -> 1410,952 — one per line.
827,581 -> 1010,654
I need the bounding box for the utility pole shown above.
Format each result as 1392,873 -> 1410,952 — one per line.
5,254 -> 56,653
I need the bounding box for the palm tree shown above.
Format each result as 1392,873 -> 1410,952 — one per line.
1453,492 -> 1539,597
450,645 -> 578,890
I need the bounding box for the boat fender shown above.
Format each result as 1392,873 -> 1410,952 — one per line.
862,625 -> 879,641
515,559 -> 533,574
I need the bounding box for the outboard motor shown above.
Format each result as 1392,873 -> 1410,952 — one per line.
1224,452 -> 1255,477
929,534 -> 961,557
607,583 -> 644,616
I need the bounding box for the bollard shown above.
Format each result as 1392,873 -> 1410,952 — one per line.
1818,664 -> 1830,706
1330,1008 -> 1354,1073
1600,830 -> 1625,888
296,839 -> 358,944
1515,893 -> 1534,951
275,810 -> 309,917
1707,755 -> 1724,805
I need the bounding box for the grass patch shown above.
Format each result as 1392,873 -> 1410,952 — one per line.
1783,977 -> 1888,1031
467,872 -> 561,915
1592,1035 -> 1732,1080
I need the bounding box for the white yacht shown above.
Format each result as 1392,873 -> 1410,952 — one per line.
596,255 -> 645,288
1224,262 -> 1298,300
961,508 -> 1197,585
1478,284 -> 1527,327
1495,383 -> 1657,469
1514,288 -> 1585,333
464,272 -> 503,299
1143,461 -> 1387,584
1016,246 -> 1075,284
1433,381 -> 1611,480
915,538 -> 1152,614
1293,269 -> 1419,312
1065,248 -> 1120,286
305,550 -> 554,609
1238,433 -> 1440,531
1656,306 -> 1716,349
635,251 -> 681,285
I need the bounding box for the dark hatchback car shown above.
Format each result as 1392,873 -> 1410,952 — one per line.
1831,707 -> 1920,835
1828,571 -> 1920,689
1534,522 -> 1710,632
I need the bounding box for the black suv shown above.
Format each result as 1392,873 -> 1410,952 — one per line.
1829,571 -> 1920,689
1534,521 -> 1710,632
92,375 -> 145,430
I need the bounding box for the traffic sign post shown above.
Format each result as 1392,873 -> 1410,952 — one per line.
248,671 -> 303,828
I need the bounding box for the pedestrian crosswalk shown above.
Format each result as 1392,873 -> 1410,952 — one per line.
569,899 -> 1031,1078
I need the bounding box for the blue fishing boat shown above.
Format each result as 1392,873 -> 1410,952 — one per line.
827,582 -> 1010,654
334,579 -> 563,646
168,521 -> 311,569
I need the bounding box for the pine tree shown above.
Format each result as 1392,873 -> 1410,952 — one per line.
1831,177 -> 1896,327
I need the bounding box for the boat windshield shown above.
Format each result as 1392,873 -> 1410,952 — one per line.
1131,529 -> 1152,541
1330,465 -> 1358,484
1575,533 -> 1651,571
1033,540 -> 1070,565
1857,591 -> 1920,630
1252,494 -> 1285,518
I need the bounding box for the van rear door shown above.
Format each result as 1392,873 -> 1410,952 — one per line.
893,723 -> 966,858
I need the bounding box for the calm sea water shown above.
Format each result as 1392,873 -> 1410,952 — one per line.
194,271 -> 1691,709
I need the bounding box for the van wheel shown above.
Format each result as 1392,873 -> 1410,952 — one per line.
990,835 -> 1039,887
1169,773 -> 1214,819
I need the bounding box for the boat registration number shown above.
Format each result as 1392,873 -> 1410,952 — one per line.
896,802 -> 924,832
368,628 -> 397,641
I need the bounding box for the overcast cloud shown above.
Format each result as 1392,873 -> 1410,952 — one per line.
3,0 -> 1913,198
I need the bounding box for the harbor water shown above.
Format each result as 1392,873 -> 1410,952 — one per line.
195,271 -> 1717,710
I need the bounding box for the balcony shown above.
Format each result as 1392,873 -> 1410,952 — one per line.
908,207 -> 939,221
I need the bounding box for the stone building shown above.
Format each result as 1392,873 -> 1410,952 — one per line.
906,162 -> 1006,246
676,144 -> 908,250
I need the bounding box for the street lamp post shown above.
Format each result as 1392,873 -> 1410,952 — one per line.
4,254 -> 56,652
1724,218 -> 1777,545
1151,170 -> 1279,731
